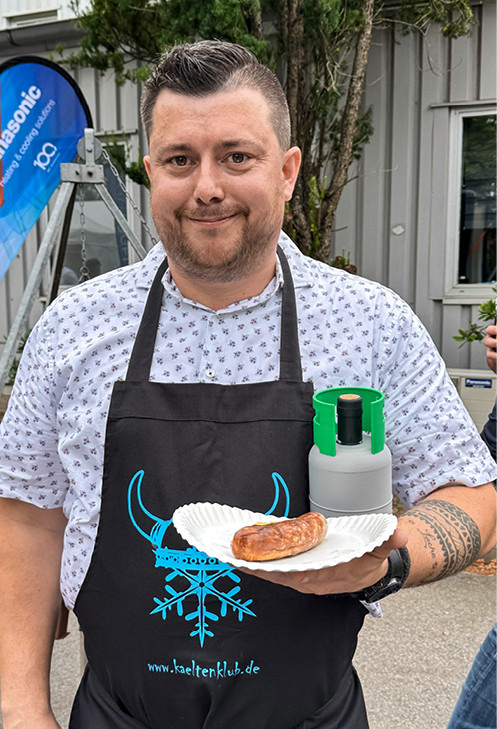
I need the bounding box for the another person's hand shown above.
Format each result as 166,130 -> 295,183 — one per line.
239,528 -> 407,595
483,324 -> 497,373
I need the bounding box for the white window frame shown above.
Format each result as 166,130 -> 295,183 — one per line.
444,104 -> 496,304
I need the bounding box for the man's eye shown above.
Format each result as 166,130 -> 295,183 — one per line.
170,156 -> 189,167
230,153 -> 248,164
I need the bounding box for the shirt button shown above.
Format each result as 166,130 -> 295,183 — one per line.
205,367 -> 216,379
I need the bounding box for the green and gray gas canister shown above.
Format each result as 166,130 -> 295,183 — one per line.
308,387 -> 392,517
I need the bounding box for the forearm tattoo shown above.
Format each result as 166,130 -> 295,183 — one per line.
402,499 -> 481,584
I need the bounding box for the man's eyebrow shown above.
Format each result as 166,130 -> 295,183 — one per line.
218,139 -> 264,152
155,144 -> 195,155
154,139 -> 265,155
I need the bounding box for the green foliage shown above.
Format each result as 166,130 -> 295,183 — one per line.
67,0 -> 269,84
395,0 -> 475,37
104,134 -> 150,188
454,322 -> 485,345
309,176 -> 327,257
0,331 -> 30,386
453,287 -> 497,346
330,249 -> 357,274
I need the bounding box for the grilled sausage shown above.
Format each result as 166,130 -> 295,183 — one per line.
231,512 -> 327,561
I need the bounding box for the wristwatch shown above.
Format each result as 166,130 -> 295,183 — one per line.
355,546 -> 411,603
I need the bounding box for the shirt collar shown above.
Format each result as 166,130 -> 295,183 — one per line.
134,231 -> 314,311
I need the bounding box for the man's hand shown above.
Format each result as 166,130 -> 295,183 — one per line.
483,324 -> 497,373
239,528 -> 407,595
241,480 -> 496,595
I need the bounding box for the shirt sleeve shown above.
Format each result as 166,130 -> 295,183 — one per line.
0,312 -> 70,508
372,290 -> 497,508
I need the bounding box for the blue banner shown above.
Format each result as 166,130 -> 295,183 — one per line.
0,57 -> 92,281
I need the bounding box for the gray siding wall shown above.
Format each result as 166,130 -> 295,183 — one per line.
334,1 -> 496,370
0,3 -> 495,371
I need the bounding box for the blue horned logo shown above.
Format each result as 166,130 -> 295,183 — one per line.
127,470 -> 290,646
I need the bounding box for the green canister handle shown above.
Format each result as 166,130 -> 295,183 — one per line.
313,386 -> 386,456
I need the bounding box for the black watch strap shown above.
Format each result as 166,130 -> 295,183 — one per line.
355,546 -> 411,603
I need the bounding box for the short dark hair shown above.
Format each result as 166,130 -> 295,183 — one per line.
140,40 -> 291,150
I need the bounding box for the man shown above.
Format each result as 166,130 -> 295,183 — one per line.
0,41 -> 495,729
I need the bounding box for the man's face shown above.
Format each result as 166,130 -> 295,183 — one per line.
144,87 -> 300,284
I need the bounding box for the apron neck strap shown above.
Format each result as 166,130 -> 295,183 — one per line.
277,246 -> 303,382
125,246 -> 303,382
125,256 -> 169,382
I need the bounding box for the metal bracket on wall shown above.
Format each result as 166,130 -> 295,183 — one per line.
0,128 -> 149,391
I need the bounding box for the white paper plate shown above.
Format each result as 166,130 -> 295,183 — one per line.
172,503 -> 397,573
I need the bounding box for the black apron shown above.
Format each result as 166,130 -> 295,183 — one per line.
71,248 -> 368,729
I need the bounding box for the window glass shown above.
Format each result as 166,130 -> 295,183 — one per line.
458,113 -> 496,284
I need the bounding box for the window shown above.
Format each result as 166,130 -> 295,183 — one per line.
4,9 -> 59,27
458,113 -> 496,285
447,109 -> 496,295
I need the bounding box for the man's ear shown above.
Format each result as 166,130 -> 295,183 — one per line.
143,155 -> 152,184
282,146 -> 301,201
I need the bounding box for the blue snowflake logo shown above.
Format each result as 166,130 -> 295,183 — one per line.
151,548 -> 255,646
127,470 -> 289,647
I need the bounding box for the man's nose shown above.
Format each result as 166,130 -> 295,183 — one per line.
193,161 -> 225,204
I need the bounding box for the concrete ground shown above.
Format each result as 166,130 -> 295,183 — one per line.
1,571 -> 495,728
355,571 -> 496,729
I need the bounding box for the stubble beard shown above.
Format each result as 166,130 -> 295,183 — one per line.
153,202 -> 283,284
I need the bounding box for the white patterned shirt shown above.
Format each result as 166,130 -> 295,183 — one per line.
0,234 -> 495,609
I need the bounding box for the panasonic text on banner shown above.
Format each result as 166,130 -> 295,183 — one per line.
0,57 -> 92,281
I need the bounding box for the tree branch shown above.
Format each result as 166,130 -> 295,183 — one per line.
321,0 -> 375,259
